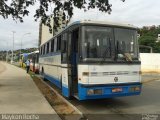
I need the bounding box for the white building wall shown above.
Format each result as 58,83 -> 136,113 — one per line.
39,12 -> 66,46
40,18 -> 54,45
140,53 -> 160,73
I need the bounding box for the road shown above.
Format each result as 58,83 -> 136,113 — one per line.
69,74 -> 160,120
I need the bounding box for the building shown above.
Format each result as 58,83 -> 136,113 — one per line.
39,13 -> 66,46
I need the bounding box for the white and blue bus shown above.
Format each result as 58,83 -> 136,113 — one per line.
39,21 -> 142,100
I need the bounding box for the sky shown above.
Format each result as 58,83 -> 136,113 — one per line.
0,0 -> 160,51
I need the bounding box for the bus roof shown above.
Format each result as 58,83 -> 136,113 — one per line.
67,20 -> 138,29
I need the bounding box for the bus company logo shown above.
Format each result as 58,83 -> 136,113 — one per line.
114,77 -> 118,82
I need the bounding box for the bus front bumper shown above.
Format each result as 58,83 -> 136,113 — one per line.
78,82 -> 142,100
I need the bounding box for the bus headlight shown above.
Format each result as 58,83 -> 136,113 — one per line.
129,86 -> 141,92
87,89 -> 103,95
94,89 -> 103,95
87,89 -> 94,95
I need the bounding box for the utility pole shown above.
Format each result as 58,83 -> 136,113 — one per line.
11,31 -> 16,64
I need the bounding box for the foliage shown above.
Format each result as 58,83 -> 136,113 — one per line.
0,48 -> 37,61
138,26 -> 160,53
0,0 -> 125,31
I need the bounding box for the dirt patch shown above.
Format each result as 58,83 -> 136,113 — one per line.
31,74 -> 83,120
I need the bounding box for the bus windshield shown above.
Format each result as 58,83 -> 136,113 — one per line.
81,26 -> 114,61
115,28 -> 138,61
81,26 -> 138,62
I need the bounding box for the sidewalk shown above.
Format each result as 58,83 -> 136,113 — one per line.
0,62 -> 61,120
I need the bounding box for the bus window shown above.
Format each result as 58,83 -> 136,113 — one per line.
57,35 -> 61,51
115,28 -> 138,60
54,38 -> 57,52
51,39 -> 54,52
47,42 -> 49,54
62,33 -> 67,62
41,47 -> 43,55
41,46 -> 43,55
81,26 -> 113,60
39,47 -> 41,55
43,45 -> 46,55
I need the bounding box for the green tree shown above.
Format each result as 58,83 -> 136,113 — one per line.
139,35 -> 156,47
0,0 -> 125,30
139,27 -> 160,53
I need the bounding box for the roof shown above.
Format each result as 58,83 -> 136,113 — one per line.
68,20 -> 138,29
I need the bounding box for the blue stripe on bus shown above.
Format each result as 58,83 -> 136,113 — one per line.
62,85 -> 69,97
44,73 -> 69,97
78,83 -> 142,100
44,74 -> 61,88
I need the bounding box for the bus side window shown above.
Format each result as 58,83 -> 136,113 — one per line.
41,46 -> 43,55
47,42 -> 50,54
54,38 -> 57,52
42,46 -> 44,55
51,39 -> 54,52
49,41 -> 51,53
40,47 -> 42,55
57,35 -> 61,51
62,33 -> 67,62
43,44 -> 46,55
39,47 -> 41,55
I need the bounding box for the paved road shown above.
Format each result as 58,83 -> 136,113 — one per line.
0,62 -> 61,120
69,74 -> 160,120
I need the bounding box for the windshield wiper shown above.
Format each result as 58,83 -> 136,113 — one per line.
121,52 -> 133,62
100,39 -> 111,64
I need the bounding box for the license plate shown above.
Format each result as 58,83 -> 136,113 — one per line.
112,88 -> 123,93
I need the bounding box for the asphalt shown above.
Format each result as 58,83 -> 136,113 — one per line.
69,74 -> 160,120
0,61 -> 61,120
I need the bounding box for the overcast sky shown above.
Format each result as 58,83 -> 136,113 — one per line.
0,0 -> 160,51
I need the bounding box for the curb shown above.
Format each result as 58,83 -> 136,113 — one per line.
38,75 -> 85,119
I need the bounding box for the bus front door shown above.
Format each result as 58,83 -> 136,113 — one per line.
68,29 -> 79,98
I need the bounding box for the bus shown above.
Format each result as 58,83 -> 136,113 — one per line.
39,21 -> 142,100
28,50 -> 39,73
19,53 -> 29,68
